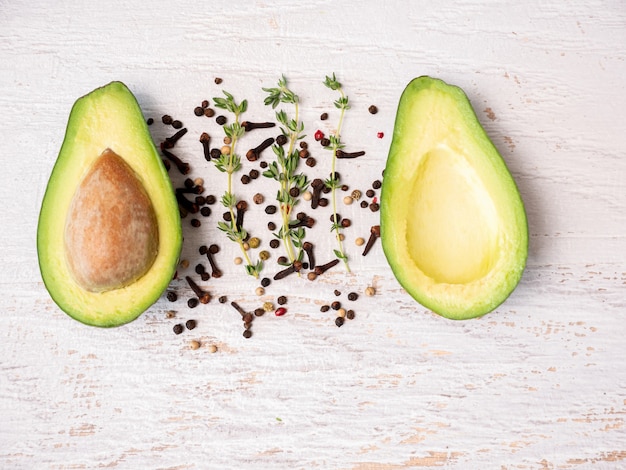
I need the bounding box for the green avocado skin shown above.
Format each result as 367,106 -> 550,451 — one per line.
380,76 -> 528,320
37,82 -> 182,327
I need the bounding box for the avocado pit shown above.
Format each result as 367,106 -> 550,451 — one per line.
64,148 -> 159,292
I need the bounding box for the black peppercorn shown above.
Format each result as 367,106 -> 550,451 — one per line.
166,291 -> 177,302
334,289 -> 341,296
206,195 -> 216,205
173,324 -> 184,335
261,277 -> 271,288
320,112 -> 328,120
218,295 -> 228,304
368,105 -> 378,114
306,157 -> 316,167
360,201 -> 369,209
320,137 -> 330,146
190,219 -> 201,227
370,203 -> 380,212
331,301 -> 341,310
366,189 -> 375,198
162,115 -> 173,125
243,329 -> 252,338
194,107 -> 204,116
265,205 -> 277,215
188,298 -> 199,308
210,148 -> 221,159
320,305 -> 330,312
147,118 -> 154,125
185,319 -> 197,330
223,212 -> 232,222
372,180 -> 382,189
216,115 -> 227,125
335,317 -> 344,327
277,296 -> 287,305
268,221 -> 276,231
201,207 -> 211,217
172,120 -> 182,129
276,134 -> 288,146
249,169 -> 259,179
346,310 -> 355,320
269,239 -> 280,249
348,292 -> 358,301
241,174 -> 251,184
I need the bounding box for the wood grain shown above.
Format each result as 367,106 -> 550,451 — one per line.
1,1 -> 625,468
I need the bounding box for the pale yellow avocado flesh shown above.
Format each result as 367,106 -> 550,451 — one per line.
381,77 -> 527,319
37,82 -> 182,327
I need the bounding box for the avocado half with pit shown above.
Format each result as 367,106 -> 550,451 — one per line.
381,77 -> 527,320
37,82 -> 182,327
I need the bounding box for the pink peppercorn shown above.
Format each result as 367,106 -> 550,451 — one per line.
314,130 -> 324,141
377,132 -> 384,139
275,307 -> 287,316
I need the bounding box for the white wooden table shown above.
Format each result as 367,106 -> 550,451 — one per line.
1,1 -> 625,468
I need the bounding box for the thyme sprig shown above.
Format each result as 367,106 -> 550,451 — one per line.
323,73 -> 350,271
213,90 -> 262,278
262,75 -> 310,265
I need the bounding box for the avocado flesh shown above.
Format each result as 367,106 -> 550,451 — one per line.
381,77 -> 527,320
37,82 -> 182,327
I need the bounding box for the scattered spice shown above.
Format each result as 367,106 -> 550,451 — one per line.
377,132 -> 384,139
185,319 -> 197,330
320,112 -> 328,120
335,317 -> 344,327
255,287 -> 265,296
173,324 -> 184,335
187,298 -> 199,308
277,296 -> 287,305
190,340 -> 200,350
209,344 -> 218,353
219,295 -> 228,304
166,291 -> 178,302
214,77 -> 223,84
368,105 -> 378,114
355,237 -> 365,246
365,286 -> 376,296
275,307 -> 287,316
243,329 -> 252,338
348,292 -> 358,301
346,310 -> 355,320
362,225 -> 381,256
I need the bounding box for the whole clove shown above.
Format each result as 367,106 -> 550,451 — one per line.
362,225 -> 381,256
246,137 -> 275,162
314,259 -> 340,276
161,148 -> 190,174
199,133 -> 211,161
235,200 -> 248,232
242,121 -> 276,132
185,276 -> 211,304
163,128 -> 188,148
310,178 -> 325,209
302,242 -> 315,270
273,261 -> 303,281
206,244 -> 223,278
336,149 -> 365,159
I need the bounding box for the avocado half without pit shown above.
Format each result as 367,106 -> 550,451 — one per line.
381,77 -> 528,320
37,82 -> 182,327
